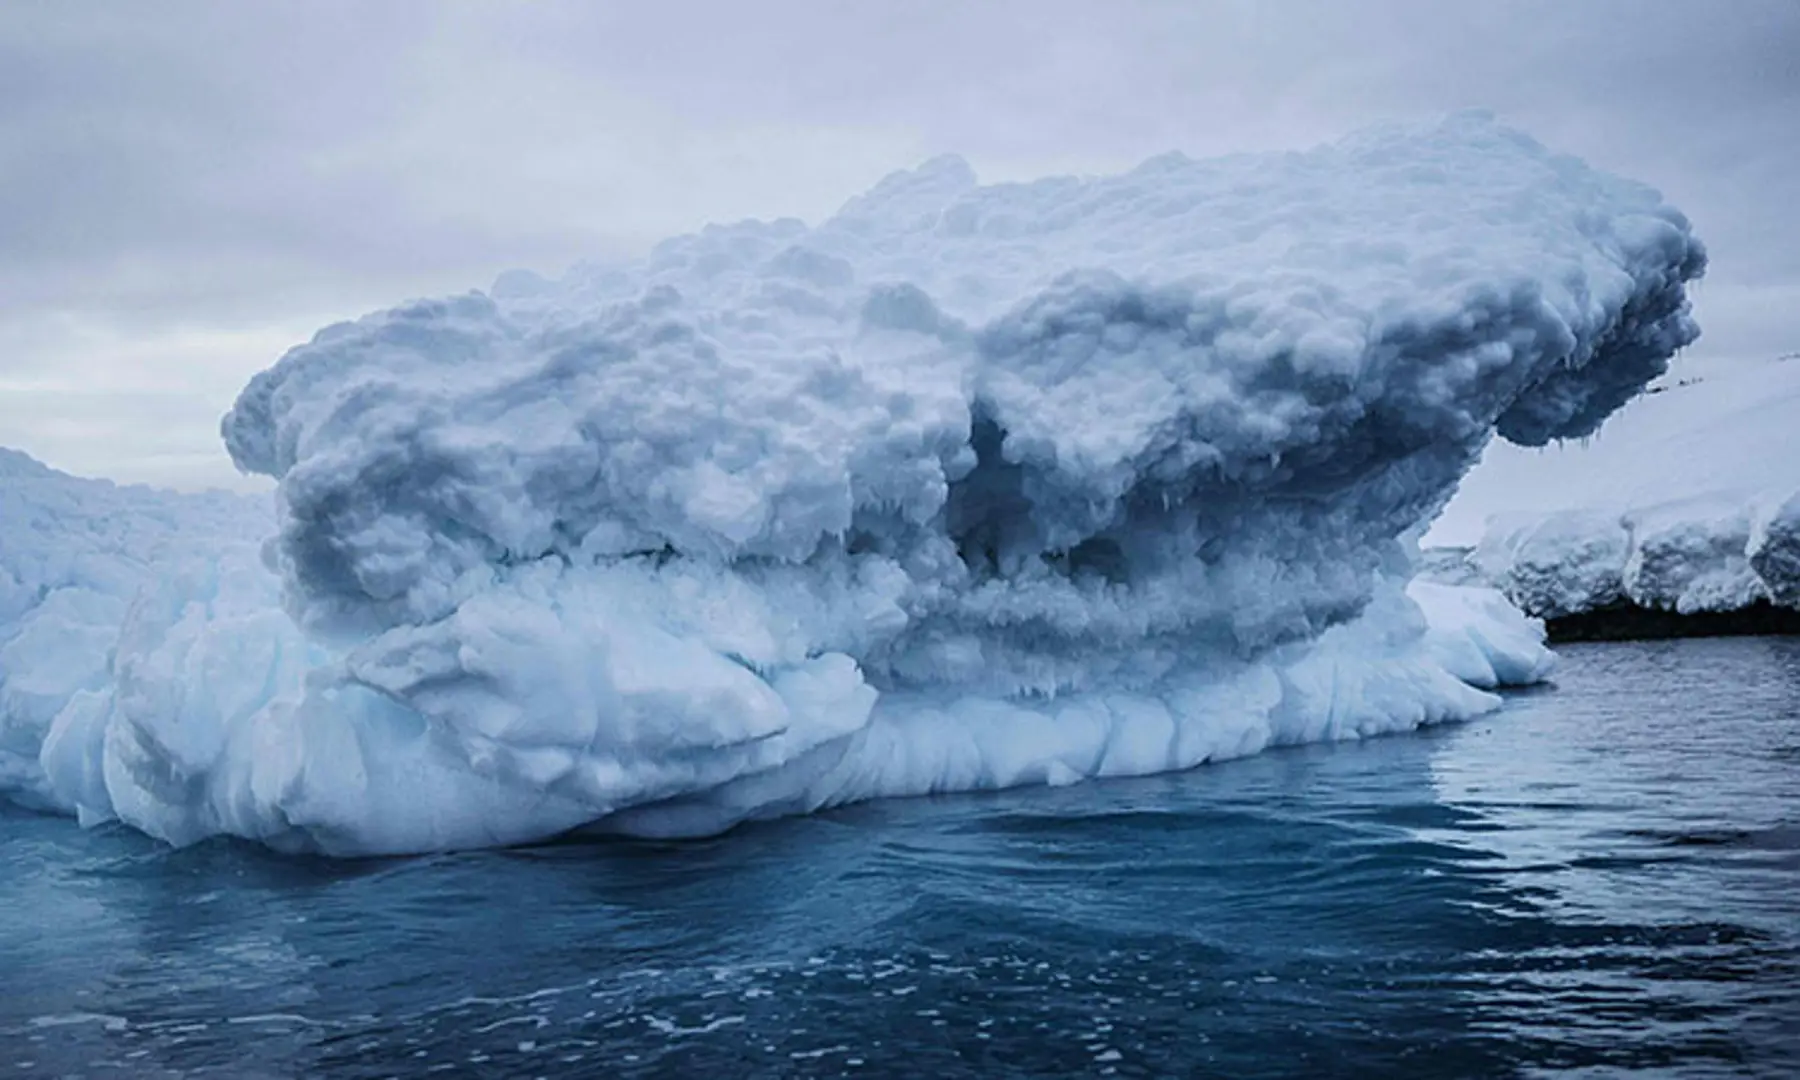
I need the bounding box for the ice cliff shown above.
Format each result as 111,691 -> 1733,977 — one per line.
2,114 -> 1705,853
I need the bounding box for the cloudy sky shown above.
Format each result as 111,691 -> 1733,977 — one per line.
4,0 -> 1796,490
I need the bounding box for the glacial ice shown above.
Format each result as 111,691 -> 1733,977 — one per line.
1467,492 -> 1800,619
1,114 -> 1707,854
0,453 -> 1551,852
1437,356 -> 1800,619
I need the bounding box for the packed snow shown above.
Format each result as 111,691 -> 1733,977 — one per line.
2,114 -> 1706,854
1430,355 -> 1800,618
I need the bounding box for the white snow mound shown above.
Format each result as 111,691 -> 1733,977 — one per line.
3,114 -> 1703,854
1471,490 -> 1800,618
1439,356 -> 1800,617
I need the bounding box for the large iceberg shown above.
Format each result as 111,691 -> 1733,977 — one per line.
2,115 -> 1704,854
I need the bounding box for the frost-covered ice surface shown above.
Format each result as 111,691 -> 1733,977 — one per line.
1432,354 -> 1800,546
1470,492 -> 1800,619
0,450 -> 282,814
0,445 -> 1555,855
1432,356 -> 1800,617
2,114 -> 1706,854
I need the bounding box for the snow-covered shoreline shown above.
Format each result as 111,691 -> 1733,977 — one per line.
1424,502 -> 1800,641
1425,355 -> 1800,636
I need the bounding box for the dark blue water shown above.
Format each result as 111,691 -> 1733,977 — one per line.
3,638 -> 1798,1079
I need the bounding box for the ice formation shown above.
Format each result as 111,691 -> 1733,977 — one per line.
2,114 -> 1706,854
1433,355 -> 1800,619
1469,494 -> 1800,619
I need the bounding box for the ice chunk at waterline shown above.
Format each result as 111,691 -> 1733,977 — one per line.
7,114 -> 1700,853
0,462 -> 1546,853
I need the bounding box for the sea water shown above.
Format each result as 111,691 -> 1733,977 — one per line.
3,637 -> 1796,1078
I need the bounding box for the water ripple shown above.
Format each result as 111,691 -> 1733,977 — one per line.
2,637 -> 1797,1077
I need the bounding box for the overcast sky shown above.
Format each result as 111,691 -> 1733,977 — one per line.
3,0 -> 1796,490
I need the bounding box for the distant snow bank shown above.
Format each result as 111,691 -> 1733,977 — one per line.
1430,355 -> 1800,548
1462,491 -> 1800,621
1428,356 -> 1800,623
3,114 -> 1706,854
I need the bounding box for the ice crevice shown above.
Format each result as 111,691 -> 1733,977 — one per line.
1,113 -> 1704,854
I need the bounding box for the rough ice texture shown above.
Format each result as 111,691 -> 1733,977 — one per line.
0,452 -> 1550,853
0,450 -> 284,814
1433,355 -> 1800,619
1468,500 -> 1764,619
4,114 -> 1706,854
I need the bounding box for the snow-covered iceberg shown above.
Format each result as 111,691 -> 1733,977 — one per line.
1431,355 -> 1800,627
2,114 -> 1705,854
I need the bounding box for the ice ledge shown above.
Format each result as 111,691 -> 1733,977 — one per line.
1425,488 -> 1800,637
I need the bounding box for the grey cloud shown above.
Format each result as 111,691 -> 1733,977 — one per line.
1,0 -> 1796,487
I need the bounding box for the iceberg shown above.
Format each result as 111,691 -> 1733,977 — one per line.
2,114 -> 1705,854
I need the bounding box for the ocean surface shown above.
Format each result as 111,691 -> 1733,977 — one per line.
3,637 -> 1797,1079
